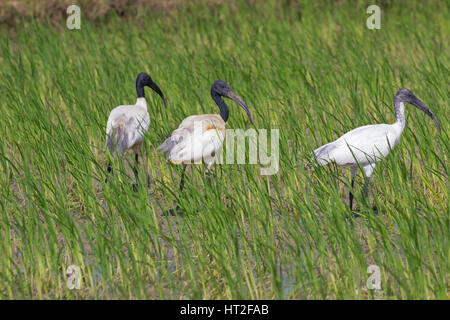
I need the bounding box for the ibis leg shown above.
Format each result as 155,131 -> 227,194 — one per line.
179,164 -> 187,191
105,162 -> 112,183
132,153 -> 139,191
349,167 -> 357,211
133,153 -> 139,178
349,178 -> 355,211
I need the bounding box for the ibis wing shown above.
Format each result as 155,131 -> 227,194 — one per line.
158,115 -> 225,164
105,105 -> 150,156
315,124 -> 400,166
157,128 -> 186,157
314,142 -> 337,165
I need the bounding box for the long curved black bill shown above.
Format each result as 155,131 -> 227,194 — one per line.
227,91 -> 254,124
411,97 -> 441,132
150,82 -> 167,108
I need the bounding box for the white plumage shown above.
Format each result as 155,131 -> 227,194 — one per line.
106,98 -> 150,157
158,80 -> 253,201
158,114 -> 226,169
314,122 -> 403,177
105,72 -> 166,184
314,88 -> 441,211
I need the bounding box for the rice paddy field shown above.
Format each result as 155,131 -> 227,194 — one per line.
0,0 -> 448,299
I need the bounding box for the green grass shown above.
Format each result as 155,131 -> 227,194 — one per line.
0,0 -> 448,299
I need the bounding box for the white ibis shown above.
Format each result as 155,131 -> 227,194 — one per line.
105,72 -> 167,186
313,88 -> 441,211
158,80 -> 253,199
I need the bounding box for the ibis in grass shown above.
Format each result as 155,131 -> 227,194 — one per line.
313,88 -> 441,212
105,72 -> 167,186
158,80 -> 253,197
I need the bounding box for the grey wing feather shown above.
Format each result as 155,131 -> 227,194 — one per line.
313,142 -> 337,165
106,122 -> 128,157
157,135 -> 184,156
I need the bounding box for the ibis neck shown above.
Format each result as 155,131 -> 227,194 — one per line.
135,97 -> 147,108
212,92 -> 229,122
136,83 -> 145,98
394,100 -> 406,131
